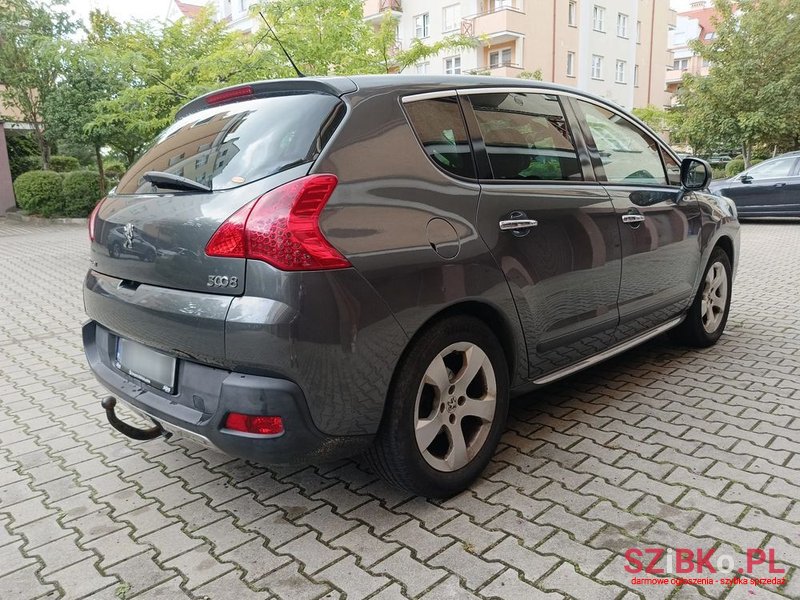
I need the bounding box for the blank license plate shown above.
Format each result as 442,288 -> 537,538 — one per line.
115,338 -> 177,394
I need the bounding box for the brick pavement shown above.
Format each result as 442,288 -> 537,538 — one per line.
0,218 -> 798,599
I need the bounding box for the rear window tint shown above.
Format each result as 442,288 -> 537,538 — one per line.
404,97 -> 476,179
469,92 -> 582,182
116,93 -> 343,195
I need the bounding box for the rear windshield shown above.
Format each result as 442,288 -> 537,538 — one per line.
116,92 -> 343,195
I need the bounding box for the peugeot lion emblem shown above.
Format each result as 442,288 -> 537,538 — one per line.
123,223 -> 135,249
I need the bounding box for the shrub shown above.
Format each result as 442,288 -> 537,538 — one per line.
62,170 -> 107,217
725,159 -> 745,177
13,170 -> 64,216
103,160 -> 127,182
48,155 -> 81,172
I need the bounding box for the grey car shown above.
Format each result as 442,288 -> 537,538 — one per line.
710,151 -> 800,216
84,76 -> 740,497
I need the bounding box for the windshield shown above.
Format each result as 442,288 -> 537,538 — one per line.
116,92 -> 343,195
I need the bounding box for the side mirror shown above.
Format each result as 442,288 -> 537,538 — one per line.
740,174 -> 753,184
680,157 -> 711,191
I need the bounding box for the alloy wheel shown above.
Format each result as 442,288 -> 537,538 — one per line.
701,261 -> 728,333
413,342 -> 497,472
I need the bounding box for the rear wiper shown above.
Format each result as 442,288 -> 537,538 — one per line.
142,171 -> 212,193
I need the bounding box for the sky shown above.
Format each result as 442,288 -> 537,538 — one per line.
64,0 -> 700,26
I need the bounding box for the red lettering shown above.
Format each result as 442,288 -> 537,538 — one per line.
747,549 -> 766,572
676,549 -> 695,573
625,548 -> 644,574
695,548 -> 716,573
768,549 -> 786,574
645,548 -> 665,574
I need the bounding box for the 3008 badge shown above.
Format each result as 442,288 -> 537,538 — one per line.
207,275 -> 239,288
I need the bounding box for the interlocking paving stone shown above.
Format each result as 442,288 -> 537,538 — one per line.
0,218 -> 799,599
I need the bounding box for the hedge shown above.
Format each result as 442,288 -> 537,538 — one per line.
724,159 -> 745,177
48,155 -> 81,172
103,160 -> 127,181
63,171 -> 107,217
13,170 -> 64,217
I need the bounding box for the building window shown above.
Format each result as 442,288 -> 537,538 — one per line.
442,4 -> 460,32
237,0 -> 247,12
634,64 -> 640,87
673,58 -> 689,71
414,13 -> 430,38
615,59 -> 626,83
637,21 -> 642,43
444,56 -> 461,74
591,54 -> 603,79
702,58 -> 711,68
495,0 -> 514,8
568,1 -> 577,26
489,48 -> 513,68
415,62 -> 430,74
567,51 -> 576,77
593,5 -> 605,32
617,13 -> 628,38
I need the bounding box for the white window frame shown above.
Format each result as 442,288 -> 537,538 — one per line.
415,61 -> 430,74
593,5 -> 605,32
566,51 -> 576,77
568,1 -> 577,26
591,54 -> 604,79
617,13 -> 628,38
442,4 -> 460,33
634,64 -> 640,87
414,13 -> 430,39
636,21 -> 642,43
489,48 -> 513,68
615,59 -> 627,83
444,55 -> 462,75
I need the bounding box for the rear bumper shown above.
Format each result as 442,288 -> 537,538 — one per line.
83,321 -> 372,464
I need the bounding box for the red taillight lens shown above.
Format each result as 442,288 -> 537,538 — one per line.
205,174 -> 350,271
88,197 -> 106,241
205,85 -> 254,105
224,413 -> 284,436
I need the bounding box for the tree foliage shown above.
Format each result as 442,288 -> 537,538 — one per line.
678,0 -> 800,165
0,0 -> 75,167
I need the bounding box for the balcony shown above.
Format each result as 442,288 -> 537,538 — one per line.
462,3 -> 526,44
468,63 -> 524,78
363,0 -> 402,23
665,68 -> 686,85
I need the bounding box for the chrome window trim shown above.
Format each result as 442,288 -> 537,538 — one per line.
401,90 -> 458,103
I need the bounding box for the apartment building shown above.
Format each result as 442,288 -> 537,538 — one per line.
665,0 -> 717,103
364,1 -> 674,109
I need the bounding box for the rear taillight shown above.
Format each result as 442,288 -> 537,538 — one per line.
88,197 -> 106,241
205,85 -> 253,105
205,174 -> 350,271
224,413 -> 284,436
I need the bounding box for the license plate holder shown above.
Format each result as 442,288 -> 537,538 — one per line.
114,337 -> 177,394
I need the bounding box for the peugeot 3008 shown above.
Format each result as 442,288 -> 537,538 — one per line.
84,76 -> 740,497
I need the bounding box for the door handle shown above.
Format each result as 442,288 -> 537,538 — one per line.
499,219 -> 538,231
621,214 -> 646,224
775,183 -> 787,188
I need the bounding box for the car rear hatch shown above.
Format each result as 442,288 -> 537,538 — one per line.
90,82 -> 350,295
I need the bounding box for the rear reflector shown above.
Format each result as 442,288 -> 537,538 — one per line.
224,413 -> 284,436
205,85 -> 254,105
205,174 -> 350,271
88,197 -> 106,241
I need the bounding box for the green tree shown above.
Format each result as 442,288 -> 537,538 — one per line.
0,0 -> 76,168
44,20 -> 127,194
681,0 -> 800,166
86,8 -> 263,166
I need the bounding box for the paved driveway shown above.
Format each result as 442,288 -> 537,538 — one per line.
0,218 -> 798,600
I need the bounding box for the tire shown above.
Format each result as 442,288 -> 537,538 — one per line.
672,247 -> 732,347
366,315 -> 509,498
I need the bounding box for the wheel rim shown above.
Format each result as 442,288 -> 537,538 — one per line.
701,261 -> 728,333
413,342 -> 497,472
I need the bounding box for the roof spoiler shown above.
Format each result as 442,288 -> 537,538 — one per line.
175,77 -> 357,121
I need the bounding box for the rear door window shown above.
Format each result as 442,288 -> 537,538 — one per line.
745,157 -> 798,180
403,96 -> 476,179
467,92 -> 583,181
116,92 -> 343,195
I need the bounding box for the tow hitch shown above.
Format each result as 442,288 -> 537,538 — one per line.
101,396 -> 165,441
